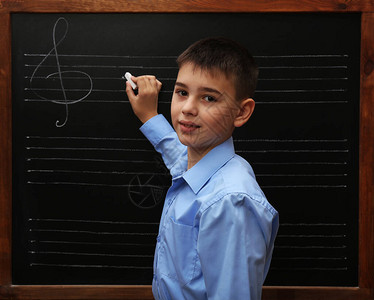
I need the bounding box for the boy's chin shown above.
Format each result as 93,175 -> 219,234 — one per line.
177,134 -> 194,147
179,135 -> 223,154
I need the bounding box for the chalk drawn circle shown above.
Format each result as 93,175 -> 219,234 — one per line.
128,174 -> 165,209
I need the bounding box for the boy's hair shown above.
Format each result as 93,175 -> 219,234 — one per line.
176,37 -> 259,100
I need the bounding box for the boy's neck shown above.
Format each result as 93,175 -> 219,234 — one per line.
186,137 -> 230,169
187,145 -> 213,169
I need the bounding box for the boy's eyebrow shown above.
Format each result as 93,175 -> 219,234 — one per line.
174,82 -> 188,89
200,87 -> 222,95
175,82 -> 223,95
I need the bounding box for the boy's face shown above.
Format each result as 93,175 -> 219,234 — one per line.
171,63 -> 241,157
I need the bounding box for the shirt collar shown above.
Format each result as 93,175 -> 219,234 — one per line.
182,137 -> 235,194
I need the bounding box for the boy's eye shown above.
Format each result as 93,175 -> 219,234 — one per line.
203,95 -> 216,102
176,89 -> 188,97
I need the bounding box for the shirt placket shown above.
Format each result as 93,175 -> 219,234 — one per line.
153,177 -> 184,299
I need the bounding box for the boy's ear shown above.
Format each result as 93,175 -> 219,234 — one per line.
234,98 -> 255,128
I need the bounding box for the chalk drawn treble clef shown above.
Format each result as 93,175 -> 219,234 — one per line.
30,17 -> 93,127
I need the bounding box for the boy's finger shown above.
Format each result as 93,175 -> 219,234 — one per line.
156,79 -> 162,91
145,76 -> 156,86
136,76 -> 149,90
146,76 -> 161,91
128,75 -> 160,94
125,81 -> 136,101
132,75 -> 153,91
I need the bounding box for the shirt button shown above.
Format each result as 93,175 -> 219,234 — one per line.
156,235 -> 161,242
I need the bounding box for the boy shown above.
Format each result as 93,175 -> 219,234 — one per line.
126,37 -> 278,300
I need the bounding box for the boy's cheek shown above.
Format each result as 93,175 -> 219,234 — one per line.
170,101 -> 179,122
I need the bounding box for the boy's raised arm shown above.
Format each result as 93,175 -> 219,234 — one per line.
125,75 -> 162,124
126,74 -> 187,176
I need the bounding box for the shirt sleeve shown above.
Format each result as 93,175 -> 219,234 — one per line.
140,114 -> 187,177
197,193 -> 278,300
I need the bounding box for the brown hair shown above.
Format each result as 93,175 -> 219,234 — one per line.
176,37 -> 259,100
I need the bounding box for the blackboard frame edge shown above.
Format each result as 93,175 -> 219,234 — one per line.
0,0 -> 374,13
1,1 -> 374,300
7,285 -> 154,300
2,286 -> 371,300
0,11 -> 12,290
358,12 -> 374,295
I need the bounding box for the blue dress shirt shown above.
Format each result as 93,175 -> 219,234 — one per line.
140,114 -> 279,300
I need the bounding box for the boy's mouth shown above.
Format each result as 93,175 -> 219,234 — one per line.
179,121 -> 200,133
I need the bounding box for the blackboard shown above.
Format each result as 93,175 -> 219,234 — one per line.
12,13 -> 360,286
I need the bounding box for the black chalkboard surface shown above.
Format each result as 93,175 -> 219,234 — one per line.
12,13 -> 360,286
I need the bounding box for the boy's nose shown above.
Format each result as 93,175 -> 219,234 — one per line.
182,97 -> 198,116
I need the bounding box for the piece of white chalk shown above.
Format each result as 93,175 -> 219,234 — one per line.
124,72 -> 137,90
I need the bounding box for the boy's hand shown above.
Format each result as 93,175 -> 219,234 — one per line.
126,75 -> 162,124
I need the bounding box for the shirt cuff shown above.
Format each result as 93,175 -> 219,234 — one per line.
140,114 -> 175,147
